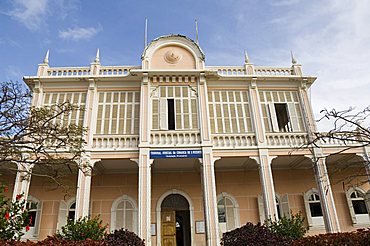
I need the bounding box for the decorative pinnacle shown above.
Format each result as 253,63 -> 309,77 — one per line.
94,48 -> 100,63
43,49 -> 49,64
244,49 -> 250,64
291,50 -> 297,64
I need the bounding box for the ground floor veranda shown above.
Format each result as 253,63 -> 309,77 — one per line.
1,152 -> 370,246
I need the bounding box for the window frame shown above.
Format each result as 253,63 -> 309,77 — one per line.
346,187 -> 370,226
258,193 -> 290,223
111,195 -> 138,233
22,195 -> 42,240
57,198 -> 76,231
217,192 -> 240,233
304,188 -> 324,229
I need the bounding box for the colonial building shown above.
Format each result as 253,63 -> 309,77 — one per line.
3,35 -> 370,246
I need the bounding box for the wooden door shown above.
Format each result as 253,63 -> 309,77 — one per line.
162,211 -> 176,246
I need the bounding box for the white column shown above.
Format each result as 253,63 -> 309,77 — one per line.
199,149 -> 220,246
310,154 -> 341,233
252,151 -> 278,221
134,150 -> 153,246
75,157 -> 100,219
12,161 -> 34,202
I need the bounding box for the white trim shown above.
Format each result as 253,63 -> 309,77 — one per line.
156,189 -> 195,246
346,187 -> 370,226
111,195 -> 138,233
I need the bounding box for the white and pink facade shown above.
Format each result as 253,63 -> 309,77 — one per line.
3,35 -> 369,246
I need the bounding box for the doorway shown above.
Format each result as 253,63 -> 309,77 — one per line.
161,194 -> 191,246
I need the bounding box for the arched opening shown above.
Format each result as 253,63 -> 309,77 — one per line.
161,194 -> 191,246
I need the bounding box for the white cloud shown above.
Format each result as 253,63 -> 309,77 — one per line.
7,0 -> 48,31
59,26 -> 102,41
270,0 -> 302,6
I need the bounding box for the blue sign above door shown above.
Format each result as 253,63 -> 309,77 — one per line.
150,150 -> 203,159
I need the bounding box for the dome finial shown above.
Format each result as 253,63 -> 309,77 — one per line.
94,48 -> 100,63
43,49 -> 49,64
244,49 -> 250,64
291,50 -> 297,64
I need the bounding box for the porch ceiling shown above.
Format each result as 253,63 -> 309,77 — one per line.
215,157 -> 258,171
152,158 -> 200,172
271,155 -> 312,170
93,159 -> 137,174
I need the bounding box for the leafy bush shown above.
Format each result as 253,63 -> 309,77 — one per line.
0,183 -> 31,240
0,236 -> 107,245
56,216 -> 107,241
105,229 -> 145,246
220,222 -> 291,246
292,228 -> 370,246
267,213 -> 307,240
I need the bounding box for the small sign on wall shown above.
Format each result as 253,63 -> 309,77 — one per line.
195,221 -> 205,234
151,223 -> 156,236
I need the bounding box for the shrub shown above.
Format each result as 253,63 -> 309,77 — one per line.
292,228 -> 370,246
267,213 -> 307,240
0,183 -> 31,240
56,216 -> 107,241
105,228 -> 145,246
220,222 -> 291,246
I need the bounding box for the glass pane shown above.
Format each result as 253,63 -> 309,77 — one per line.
116,210 -> 124,229
117,201 -> 125,209
353,200 -> 368,214
309,202 -> 323,217
125,201 -> 133,209
125,210 -> 133,231
218,207 -> 226,223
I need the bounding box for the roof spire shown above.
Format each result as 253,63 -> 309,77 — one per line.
43,49 -> 49,64
291,50 -> 297,64
195,19 -> 199,44
94,48 -> 100,63
244,49 -> 250,64
144,18 -> 148,48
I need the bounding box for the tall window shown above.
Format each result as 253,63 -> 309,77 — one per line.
68,202 -> 76,220
346,188 -> 370,225
259,91 -> 304,132
96,91 -> 140,135
57,198 -> 77,230
23,196 -> 42,239
208,90 -> 252,134
111,195 -> 138,233
43,92 -> 86,126
217,193 -> 239,233
304,189 -> 324,229
152,86 -> 198,130
258,194 -> 290,222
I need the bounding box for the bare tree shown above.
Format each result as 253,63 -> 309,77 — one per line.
0,81 -> 86,189
306,107 -> 370,186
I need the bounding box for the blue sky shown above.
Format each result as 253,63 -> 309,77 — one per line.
1,0 -> 369,130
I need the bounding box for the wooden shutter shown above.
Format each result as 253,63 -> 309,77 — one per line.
57,201 -> 67,231
346,190 -> 357,224
268,103 -> 279,132
280,194 -> 291,218
287,103 -> 299,131
258,195 -> 266,223
159,99 -> 168,130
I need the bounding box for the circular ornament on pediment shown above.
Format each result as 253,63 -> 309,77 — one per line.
164,50 -> 182,64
